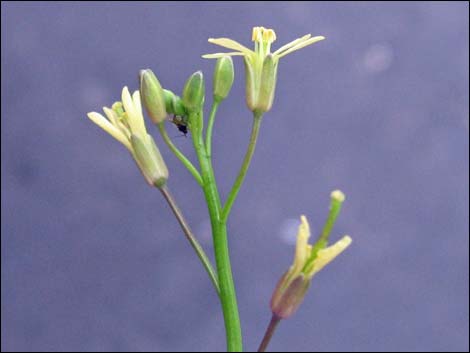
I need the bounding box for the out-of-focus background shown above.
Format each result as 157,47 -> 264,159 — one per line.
1,2 -> 469,352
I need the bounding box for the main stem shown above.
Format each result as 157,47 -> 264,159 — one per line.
158,184 -> 220,295
192,112 -> 243,351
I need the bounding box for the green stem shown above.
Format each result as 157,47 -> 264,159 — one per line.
221,112 -> 263,223
191,111 -> 243,352
257,315 -> 281,352
158,184 -> 220,295
205,99 -> 220,157
158,122 -> 203,187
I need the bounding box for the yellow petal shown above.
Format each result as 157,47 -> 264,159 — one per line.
276,36 -> 325,59
103,106 -> 118,125
87,112 -> 132,151
122,87 -> 146,138
132,90 -> 143,118
273,34 -> 312,56
208,38 -> 253,55
202,52 -> 246,59
291,215 -> 311,276
121,86 -> 137,122
131,90 -> 147,134
103,107 -> 130,138
307,235 -> 352,278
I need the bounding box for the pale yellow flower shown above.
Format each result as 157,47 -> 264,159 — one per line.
203,27 -> 325,113
87,87 -> 168,187
202,26 -> 324,60
87,86 -> 148,151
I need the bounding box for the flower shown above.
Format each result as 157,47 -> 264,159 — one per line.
87,87 -> 169,187
270,191 -> 351,319
203,26 -> 325,113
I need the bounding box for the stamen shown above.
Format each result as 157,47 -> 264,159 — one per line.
263,29 -> 276,43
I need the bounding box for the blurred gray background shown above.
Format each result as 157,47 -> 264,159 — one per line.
1,1 -> 469,352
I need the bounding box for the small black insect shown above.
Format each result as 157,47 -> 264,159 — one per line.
176,123 -> 188,136
170,115 -> 189,137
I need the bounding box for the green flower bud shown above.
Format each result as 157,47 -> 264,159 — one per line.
270,272 -> 310,319
213,56 -> 234,101
163,89 -> 187,117
130,133 -> 169,187
182,71 -> 205,113
140,69 -> 167,124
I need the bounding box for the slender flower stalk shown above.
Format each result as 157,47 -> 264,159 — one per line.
157,122 -> 204,186
221,112 -> 263,223
257,315 -> 281,352
159,185 -> 219,294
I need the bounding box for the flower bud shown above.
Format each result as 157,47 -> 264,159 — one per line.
213,56 -> 234,101
182,71 -> 205,113
163,89 -> 187,117
140,69 -> 167,124
130,133 -> 168,187
270,272 -> 310,319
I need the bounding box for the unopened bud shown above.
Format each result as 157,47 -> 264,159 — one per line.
163,89 -> 187,117
213,56 -> 234,101
140,69 -> 167,124
182,71 -> 205,113
130,134 -> 168,187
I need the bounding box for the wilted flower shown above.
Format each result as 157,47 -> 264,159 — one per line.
270,191 -> 351,319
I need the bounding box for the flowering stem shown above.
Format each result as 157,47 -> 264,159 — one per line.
257,315 -> 281,352
221,112 -> 263,223
158,122 -> 204,187
205,99 -> 220,157
159,184 -> 220,295
191,111 -> 243,352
